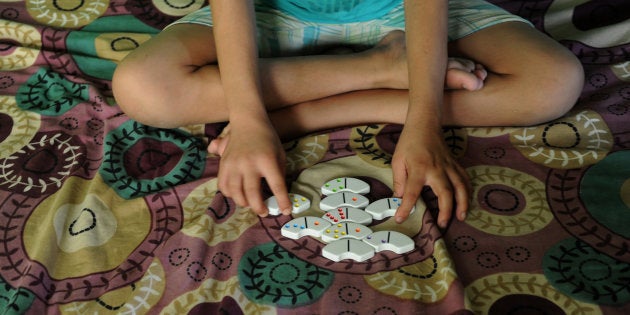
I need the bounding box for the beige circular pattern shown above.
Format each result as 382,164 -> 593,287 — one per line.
510,110 -> 613,169
95,33 -> 152,63
364,239 -> 456,303
23,175 -> 151,279
284,133 -> 329,173
0,20 -> 41,70
181,178 -> 260,245
465,272 -> 602,315
53,193 -> 117,253
152,0 -> 205,17
161,276 -> 269,315
59,259 -> 165,315
26,0 -> 109,28
0,96 -> 40,159
466,165 -> 553,236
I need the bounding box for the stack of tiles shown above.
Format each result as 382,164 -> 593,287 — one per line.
267,177 -> 416,262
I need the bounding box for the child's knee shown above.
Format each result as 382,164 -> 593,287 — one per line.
112,58 -> 171,127
543,52 -> 583,119
113,58 -> 142,111
524,50 -> 584,124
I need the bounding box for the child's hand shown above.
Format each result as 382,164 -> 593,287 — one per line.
216,118 -> 292,217
391,126 -> 471,228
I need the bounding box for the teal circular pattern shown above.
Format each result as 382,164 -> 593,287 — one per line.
543,238 -> 630,305
16,68 -> 90,116
580,151 -> 630,237
238,242 -> 334,307
100,120 -> 206,199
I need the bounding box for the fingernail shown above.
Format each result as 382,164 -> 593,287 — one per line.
439,220 -> 447,228
395,216 -> 404,224
460,212 -> 467,220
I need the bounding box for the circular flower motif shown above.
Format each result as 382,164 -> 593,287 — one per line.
0,20 -> 41,70
465,165 -> 553,236
547,148 -> 630,263
509,110 -> 613,169
364,240 -> 456,303
16,68 -> 91,116
181,178 -> 259,245
238,242 -> 334,307
0,131 -> 84,197
466,272 -> 602,315
580,151 -> 630,237
26,0 -> 109,28
125,0 -> 202,30
543,238 -> 630,305
66,29 -> 152,80
58,259 -> 165,314
100,120 -> 206,199
0,96 -> 40,159
23,175 -> 151,280
152,0 -> 206,16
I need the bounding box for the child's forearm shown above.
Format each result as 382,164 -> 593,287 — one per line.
209,0 -> 268,123
403,0 -> 448,131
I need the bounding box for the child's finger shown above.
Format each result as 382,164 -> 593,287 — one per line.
432,180 -> 454,228
244,174 -> 266,217
391,159 -> 407,199
452,164 -> 470,221
264,163 -> 291,215
224,174 -> 248,210
395,173 -> 423,224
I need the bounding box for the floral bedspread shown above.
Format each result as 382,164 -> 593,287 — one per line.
0,0 -> 629,314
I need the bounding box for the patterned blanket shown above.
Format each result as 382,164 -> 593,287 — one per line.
0,0 -> 629,314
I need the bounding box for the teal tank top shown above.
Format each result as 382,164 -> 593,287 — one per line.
270,0 -> 402,23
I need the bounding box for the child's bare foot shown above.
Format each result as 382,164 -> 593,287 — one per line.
371,31 -> 487,91
445,58 -> 488,91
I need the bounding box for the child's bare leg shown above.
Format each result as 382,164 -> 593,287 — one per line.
209,22 -> 583,155
113,26 -> 409,128
208,59 -> 487,155
443,22 -> 583,126
114,27 -> 486,128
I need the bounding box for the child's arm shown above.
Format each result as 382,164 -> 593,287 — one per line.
209,0 -> 292,216
392,0 -> 470,227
